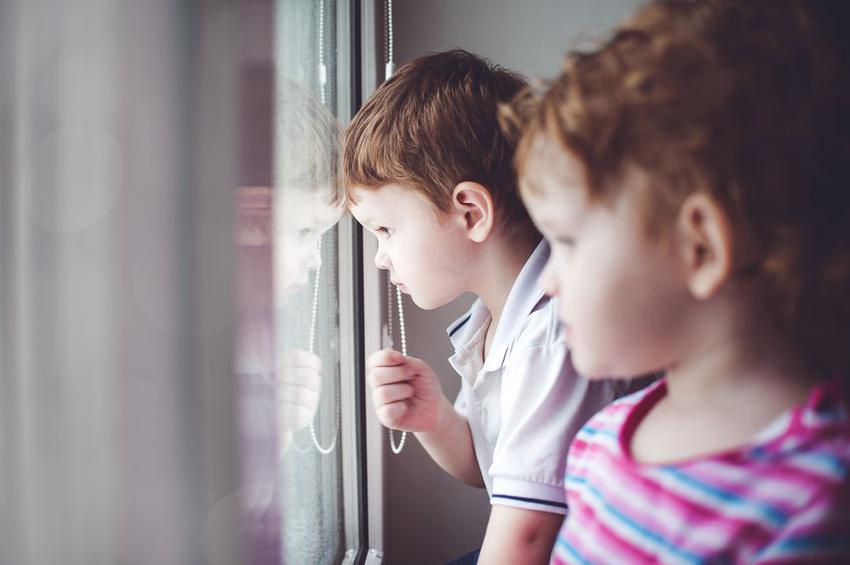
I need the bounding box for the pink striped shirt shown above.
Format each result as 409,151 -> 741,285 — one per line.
552,379 -> 850,564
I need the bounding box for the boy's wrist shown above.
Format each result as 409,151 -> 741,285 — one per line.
420,394 -> 455,438
435,395 -> 454,434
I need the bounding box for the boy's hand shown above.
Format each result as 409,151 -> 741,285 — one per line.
277,349 -> 322,432
366,348 -> 448,432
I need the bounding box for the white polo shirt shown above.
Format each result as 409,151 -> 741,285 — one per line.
447,240 -> 620,515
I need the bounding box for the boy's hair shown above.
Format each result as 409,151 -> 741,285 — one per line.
344,49 -> 532,228
505,0 -> 850,377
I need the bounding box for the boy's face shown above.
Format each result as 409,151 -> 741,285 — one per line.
349,183 -> 474,310
521,138 -> 694,379
275,187 -> 343,305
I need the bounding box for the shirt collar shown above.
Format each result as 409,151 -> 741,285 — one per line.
447,296 -> 490,351
483,239 -> 548,370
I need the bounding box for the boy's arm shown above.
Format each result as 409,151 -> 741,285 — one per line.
478,506 -> 563,564
414,395 -> 484,487
479,333 -> 612,561
367,348 -> 483,487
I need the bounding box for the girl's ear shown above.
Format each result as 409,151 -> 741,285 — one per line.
675,192 -> 734,300
451,182 -> 495,243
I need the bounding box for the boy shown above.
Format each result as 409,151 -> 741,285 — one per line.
344,50 -> 620,563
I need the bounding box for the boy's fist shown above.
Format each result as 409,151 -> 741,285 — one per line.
366,348 -> 447,433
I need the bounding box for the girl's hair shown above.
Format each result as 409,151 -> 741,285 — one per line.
504,0 -> 850,378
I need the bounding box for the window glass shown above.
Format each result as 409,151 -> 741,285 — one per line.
235,1 -> 349,563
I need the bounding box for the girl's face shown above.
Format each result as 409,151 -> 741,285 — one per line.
521,138 -> 696,379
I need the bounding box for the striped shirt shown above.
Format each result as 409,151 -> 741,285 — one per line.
552,379 -> 850,564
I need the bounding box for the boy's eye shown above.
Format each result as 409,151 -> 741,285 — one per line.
554,235 -> 575,247
296,228 -> 314,238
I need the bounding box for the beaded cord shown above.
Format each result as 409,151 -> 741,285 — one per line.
305,234 -> 338,454
388,272 -> 408,454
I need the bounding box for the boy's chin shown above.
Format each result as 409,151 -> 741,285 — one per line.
407,291 -> 446,311
408,295 -> 434,310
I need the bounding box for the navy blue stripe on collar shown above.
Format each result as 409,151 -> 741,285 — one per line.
447,312 -> 472,337
491,493 -> 567,509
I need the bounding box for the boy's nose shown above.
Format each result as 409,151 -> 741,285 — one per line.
373,247 -> 391,270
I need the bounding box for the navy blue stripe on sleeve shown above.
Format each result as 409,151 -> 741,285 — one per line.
491,493 -> 568,510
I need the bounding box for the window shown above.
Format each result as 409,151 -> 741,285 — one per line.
1,0 -> 365,563
235,1 -> 364,563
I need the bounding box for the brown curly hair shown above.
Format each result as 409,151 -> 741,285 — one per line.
506,0 -> 850,379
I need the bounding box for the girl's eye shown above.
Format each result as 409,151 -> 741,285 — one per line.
297,228 -> 314,238
555,236 -> 575,247
376,226 -> 394,238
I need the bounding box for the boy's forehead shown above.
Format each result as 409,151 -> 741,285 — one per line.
349,183 -> 427,217
347,186 -> 379,221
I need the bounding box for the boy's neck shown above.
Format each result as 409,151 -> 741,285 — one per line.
470,231 -> 541,333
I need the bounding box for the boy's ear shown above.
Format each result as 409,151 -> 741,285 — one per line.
451,182 -> 494,243
675,192 -> 734,300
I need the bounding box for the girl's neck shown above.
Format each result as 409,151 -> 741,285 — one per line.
630,291 -> 814,465
664,292 -> 811,412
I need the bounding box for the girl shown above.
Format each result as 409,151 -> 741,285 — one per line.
505,0 -> 850,562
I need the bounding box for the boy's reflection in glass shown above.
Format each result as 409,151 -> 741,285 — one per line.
235,65 -> 343,564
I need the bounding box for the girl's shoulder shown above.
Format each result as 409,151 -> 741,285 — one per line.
576,379 -> 665,441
